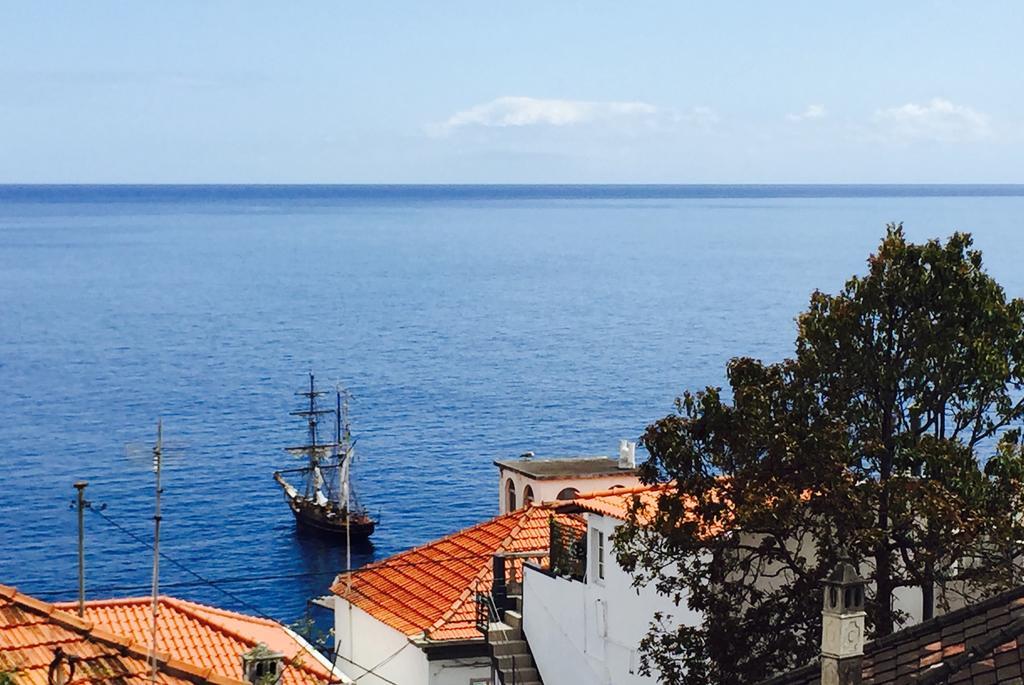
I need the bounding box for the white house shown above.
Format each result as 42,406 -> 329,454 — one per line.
494,441 -> 643,514
330,503 -> 582,685
516,484 -> 965,685
519,485 -> 695,685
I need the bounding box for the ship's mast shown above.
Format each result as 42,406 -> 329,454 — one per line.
290,373 -> 332,498
335,387 -> 342,458
308,373 -> 318,464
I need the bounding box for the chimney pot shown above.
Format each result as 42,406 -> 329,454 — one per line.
820,561 -> 866,685
241,644 -> 284,685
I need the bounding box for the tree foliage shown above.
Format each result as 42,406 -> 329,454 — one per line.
614,225 -> 1024,684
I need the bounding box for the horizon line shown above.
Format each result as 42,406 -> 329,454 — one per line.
1,182 -> 1023,187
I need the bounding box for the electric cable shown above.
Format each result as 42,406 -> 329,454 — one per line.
89,506 -> 282,622
29,507 -> 501,685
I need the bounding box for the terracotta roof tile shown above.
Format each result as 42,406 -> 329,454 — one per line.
331,504 -> 585,642
549,484 -> 668,522
0,585 -> 240,685
51,597 -> 339,685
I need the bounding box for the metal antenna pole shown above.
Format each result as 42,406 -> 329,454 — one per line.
338,386 -> 353,662
73,481 -> 88,617
150,420 -> 163,685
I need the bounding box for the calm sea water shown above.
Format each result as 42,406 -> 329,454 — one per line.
2,185 -> 1024,625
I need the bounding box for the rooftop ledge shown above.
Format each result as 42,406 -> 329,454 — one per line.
494,456 -> 637,479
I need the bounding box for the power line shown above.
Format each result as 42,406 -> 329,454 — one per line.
4,502 -> 489,685
89,506 -> 280,622
29,548 -> 501,598
351,642 -> 408,685
93,504 -> 410,685
30,571 -> 339,597
39,507 -> 504,685
36,509 -> 508,599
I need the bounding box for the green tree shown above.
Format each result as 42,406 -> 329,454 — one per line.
615,225 -> 1024,684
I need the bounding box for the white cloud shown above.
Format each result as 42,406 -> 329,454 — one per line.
428,96 -> 669,137
786,104 -> 827,122
679,105 -> 720,128
871,98 -> 991,143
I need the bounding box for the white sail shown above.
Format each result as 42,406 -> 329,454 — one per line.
311,464 -> 330,505
338,447 -> 352,510
276,477 -> 299,500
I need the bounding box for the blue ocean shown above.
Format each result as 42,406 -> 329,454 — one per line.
2,185 -> 1024,625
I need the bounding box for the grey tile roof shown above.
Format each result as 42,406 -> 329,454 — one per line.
759,585 -> 1024,685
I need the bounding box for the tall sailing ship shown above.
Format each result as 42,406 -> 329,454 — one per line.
273,374 -> 377,541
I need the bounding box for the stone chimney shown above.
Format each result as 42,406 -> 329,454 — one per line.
618,440 -> 636,469
821,561 -> 867,685
241,643 -> 284,685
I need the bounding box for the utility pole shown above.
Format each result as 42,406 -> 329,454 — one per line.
150,419 -> 163,685
73,481 -> 88,617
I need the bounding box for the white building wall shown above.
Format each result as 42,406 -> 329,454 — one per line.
498,468 -> 642,514
523,514 -> 700,685
522,569 -> 603,684
334,597 -> 491,685
334,598 -> 429,685
427,657 -> 491,685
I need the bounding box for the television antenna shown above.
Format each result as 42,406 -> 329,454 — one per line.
125,420 -> 185,685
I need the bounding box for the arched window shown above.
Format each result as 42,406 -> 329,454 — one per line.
506,478 -> 517,511
556,487 -> 580,501
523,485 -> 535,506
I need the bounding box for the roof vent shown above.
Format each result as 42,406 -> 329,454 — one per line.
241,643 -> 284,685
618,440 -> 636,469
520,451 -> 535,461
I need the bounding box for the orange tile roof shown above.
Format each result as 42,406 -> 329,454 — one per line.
330,504 -> 585,642
50,597 -> 339,685
551,484 -> 669,522
0,584 -> 241,685
553,483 -> 728,539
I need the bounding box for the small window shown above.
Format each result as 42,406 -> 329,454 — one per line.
556,487 -> 580,501
523,484 -> 534,506
506,478 -> 517,511
594,529 -> 605,581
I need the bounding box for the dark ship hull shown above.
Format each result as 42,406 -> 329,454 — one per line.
286,496 -> 376,541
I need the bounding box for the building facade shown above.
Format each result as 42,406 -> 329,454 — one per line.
330,504 -> 583,685
494,441 -> 642,514
519,486 -> 695,685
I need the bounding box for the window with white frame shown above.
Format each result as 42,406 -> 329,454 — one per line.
592,528 -> 605,582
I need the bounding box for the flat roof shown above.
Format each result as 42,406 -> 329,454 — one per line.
494,455 -> 636,479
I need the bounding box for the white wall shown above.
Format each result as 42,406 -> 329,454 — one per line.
334,597 -> 428,685
334,597 -> 491,685
498,467 -> 642,514
523,514 -> 700,685
522,568 -> 603,685
731,530 -> 966,629
427,658 -> 491,685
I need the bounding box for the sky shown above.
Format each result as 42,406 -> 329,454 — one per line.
1,2 -> 1022,183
